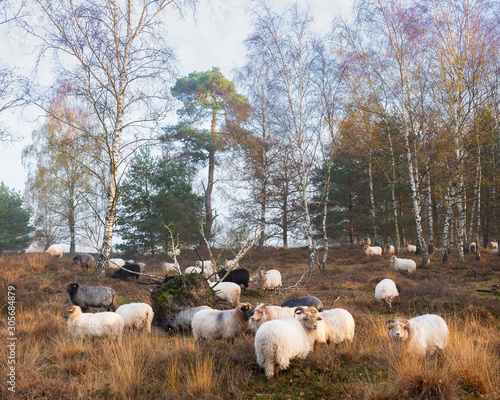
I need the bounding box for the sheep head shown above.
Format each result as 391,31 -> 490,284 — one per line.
386,318 -> 410,341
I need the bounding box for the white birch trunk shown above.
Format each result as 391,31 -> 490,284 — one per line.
368,150 -> 377,243
442,182 -> 456,263
425,165 -> 434,254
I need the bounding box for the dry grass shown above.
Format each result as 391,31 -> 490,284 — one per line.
0,247 -> 499,399
26,252 -> 47,271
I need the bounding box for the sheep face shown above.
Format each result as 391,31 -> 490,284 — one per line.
251,303 -> 268,323
238,303 -> 254,320
66,283 -> 79,295
386,319 -> 410,341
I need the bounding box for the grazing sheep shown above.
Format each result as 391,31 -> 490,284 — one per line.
281,296 -> 324,312
168,248 -> 181,257
112,263 -> 141,280
390,255 -> 416,273
108,258 -> 125,270
45,244 -> 63,258
223,259 -> 239,269
115,303 -> 154,333
66,283 -> 116,312
185,266 -> 202,275
72,254 -> 95,269
255,269 -> 282,294
386,314 -> 449,356
488,241 -> 498,250
160,261 -> 179,276
384,243 -> 395,255
66,305 -> 124,341
469,242 -> 476,252
364,245 -> 383,256
194,260 -> 214,280
403,242 -> 417,253
254,307 -> 322,379
166,306 -> 212,332
305,307 -> 355,346
375,278 -> 399,307
217,268 -> 250,289
249,303 -> 297,333
192,303 -> 253,342
209,281 -> 241,305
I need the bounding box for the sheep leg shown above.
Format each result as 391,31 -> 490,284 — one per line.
274,364 -> 280,378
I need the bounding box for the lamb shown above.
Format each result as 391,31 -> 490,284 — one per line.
304,307 -> 355,346
160,261 -> 179,276
488,241 -> 498,250
166,306 -> 212,332
66,305 -> 124,341
255,269 -> 282,294
390,255 -> 416,273
386,314 -> 448,356
403,242 -> 417,253
112,263 -> 141,280
281,296 -> 324,312
248,303 -> 297,333
217,268 -> 250,289
72,254 -> 95,269
115,303 -> 154,333
254,307 -> 322,379
375,278 -> 399,307
209,281 -> 241,305
45,244 -> 63,258
192,302 -> 253,342
384,243 -> 395,255
363,245 -> 383,256
66,283 -> 116,312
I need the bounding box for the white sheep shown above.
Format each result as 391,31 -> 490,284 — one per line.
375,278 -> 399,307
108,258 -> 125,270
209,281 -> 241,305
185,266 -> 202,275
390,255 -> 416,273
384,243 -> 395,255
192,303 -> 253,341
255,269 -> 282,294
469,242 -> 476,252
115,303 -> 154,333
403,242 -> 417,253
160,261 -> 179,276
248,303 -> 297,333
364,236 -> 371,245
223,259 -> 239,269
168,248 -> 181,257
66,305 -> 124,341
386,314 -> 448,356
195,260 -> 214,280
488,241 -> 498,250
309,307 -> 355,346
254,307 -> 322,379
363,245 -> 382,256
45,244 -> 63,258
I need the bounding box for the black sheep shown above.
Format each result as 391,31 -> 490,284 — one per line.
112,262 -> 141,280
217,268 -> 250,289
281,296 -> 324,312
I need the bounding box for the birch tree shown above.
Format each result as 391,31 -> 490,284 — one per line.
22,0 -> 196,274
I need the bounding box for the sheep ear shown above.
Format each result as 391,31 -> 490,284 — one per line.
404,321 -> 410,330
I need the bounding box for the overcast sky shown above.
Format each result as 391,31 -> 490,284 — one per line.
0,0 -> 353,194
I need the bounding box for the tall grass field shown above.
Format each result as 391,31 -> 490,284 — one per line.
1,246 -> 499,399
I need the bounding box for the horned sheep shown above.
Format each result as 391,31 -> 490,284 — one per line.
254,307 -> 322,379
248,303 -> 297,333
364,245 -> 383,256
45,244 -> 63,258
375,278 -> 399,307
403,242 -> 417,253
115,303 -> 154,333
192,303 -> 253,341
390,255 -> 416,273
66,283 -> 116,312
384,244 -> 395,255
255,269 -> 282,293
386,314 -> 448,356
209,281 -> 241,305
66,305 -> 124,341
304,307 -> 355,346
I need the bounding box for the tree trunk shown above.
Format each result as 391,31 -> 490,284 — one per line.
442,182 -> 456,263
425,165 -> 434,254
282,177 -> 289,249
475,134 -> 482,261
368,151 -> 377,243
387,132 -> 400,255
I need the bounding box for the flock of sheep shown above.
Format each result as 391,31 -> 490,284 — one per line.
46,239 -> 459,380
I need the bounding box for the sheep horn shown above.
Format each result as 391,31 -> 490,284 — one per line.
294,307 -> 304,316
385,319 -> 395,325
